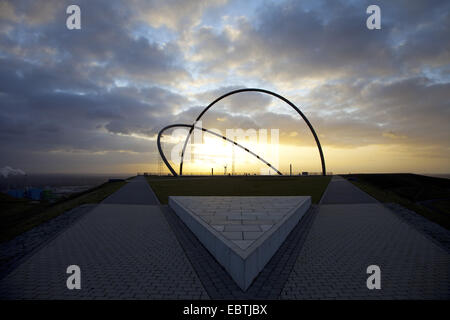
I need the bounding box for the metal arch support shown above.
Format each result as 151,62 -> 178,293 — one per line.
178,88 -> 326,176
157,123 -> 283,176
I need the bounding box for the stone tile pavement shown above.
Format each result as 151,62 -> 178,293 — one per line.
103,176 -> 159,205
384,202 -> 450,253
0,204 -> 95,279
281,204 -> 450,299
0,204 -> 208,299
320,176 -> 377,204
1,175 -> 449,299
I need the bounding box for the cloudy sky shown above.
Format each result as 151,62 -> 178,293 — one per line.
0,0 -> 449,175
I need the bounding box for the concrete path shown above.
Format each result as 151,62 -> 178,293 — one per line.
281,176 -> 450,299
0,177 -> 207,299
1,175 -> 448,299
103,176 -> 159,205
320,176 -> 377,204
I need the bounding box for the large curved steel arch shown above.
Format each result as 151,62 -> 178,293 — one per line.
157,124 -> 283,176
179,88 -> 326,176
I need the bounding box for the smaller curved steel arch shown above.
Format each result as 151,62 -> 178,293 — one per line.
179,88 -> 326,176
157,124 -> 283,176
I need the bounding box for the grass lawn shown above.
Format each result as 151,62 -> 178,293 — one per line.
0,181 -> 126,243
147,175 -> 331,205
344,174 -> 450,230
432,199 -> 450,215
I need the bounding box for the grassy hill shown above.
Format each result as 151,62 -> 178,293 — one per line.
147,175 -> 331,204
344,173 -> 450,229
0,180 -> 126,243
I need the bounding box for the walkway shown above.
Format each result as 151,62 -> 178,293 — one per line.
0,177 -> 207,299
102,176 -> 159,205
1,175 -> 449,299
281,176 -> 450,299
320,176 -> 377,204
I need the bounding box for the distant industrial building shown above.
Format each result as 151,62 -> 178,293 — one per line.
7,189 -> 25,199
5,187 -> 49,201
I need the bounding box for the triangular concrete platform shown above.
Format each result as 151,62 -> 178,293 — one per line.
169,196 -> 311,290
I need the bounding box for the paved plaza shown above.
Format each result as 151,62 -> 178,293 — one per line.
281,203 -> 450,299
0,177 -> 207,299
0,176 -> 449,299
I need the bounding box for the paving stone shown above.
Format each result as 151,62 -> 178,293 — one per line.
5,175 -> 445,300
211,225 -> 225,232
222,231 -> 243,240
228,214 -> 244,220
281,177 -> 450,300
243,219 -> 277,225
0,204 -> 95,280
0,177 -> 208,299
224,225 -> 261,232
232,240 -> 254,250
243,231 -> 264,240
260,225 -> 273,232
102,176 -> 159,205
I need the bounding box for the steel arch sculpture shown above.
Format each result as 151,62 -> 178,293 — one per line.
158,88 -> 326,176
157,124 -> 282,176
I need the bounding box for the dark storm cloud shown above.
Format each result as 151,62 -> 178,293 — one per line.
172,105 -> 259,131
0,0 -> 189,85
194,86 -> 273,113
191,0 -> 450,81
184,0 -> 450,157
129,0 -> 227,30
294,76 -> 450,150
172,75 -> 450,151
0,57 -> 189,170
0,0 -> 449,172
0,0 -> 195,172
189,0 -> 393,79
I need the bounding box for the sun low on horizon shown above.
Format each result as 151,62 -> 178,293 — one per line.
0,0 -> 449,176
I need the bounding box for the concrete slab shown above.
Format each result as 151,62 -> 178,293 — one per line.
169,196 -> 311,290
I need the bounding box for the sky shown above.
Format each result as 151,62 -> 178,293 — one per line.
0,0 -> 449,175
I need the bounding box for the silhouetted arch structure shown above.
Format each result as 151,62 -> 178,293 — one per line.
157,124 -> 282,176
157,88 -> 326,176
